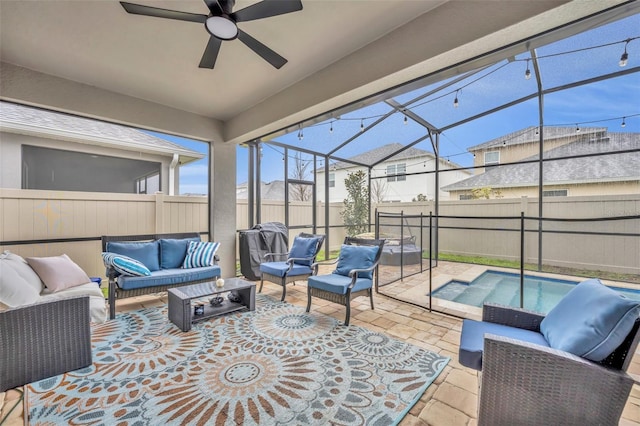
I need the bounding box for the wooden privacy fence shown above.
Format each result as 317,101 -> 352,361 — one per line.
1,189 -> 638,279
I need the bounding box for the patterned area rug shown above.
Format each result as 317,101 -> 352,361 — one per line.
28,295 -> 449,425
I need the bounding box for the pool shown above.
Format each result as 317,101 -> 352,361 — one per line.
431,270 -> 640,314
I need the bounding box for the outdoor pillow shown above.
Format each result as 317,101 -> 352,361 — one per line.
183,241 -> 220,268
288,236 -> 321,266
540,278 -> 640,361
106,241 -> 160,271
159,237 -> 200,269
26,254 -> 92,293
102,252 -> 151,277
0,251 -> 44,294
0,258 -> 40,307
333,244 -> 379,279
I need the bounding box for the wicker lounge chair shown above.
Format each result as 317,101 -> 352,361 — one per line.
259,232 -> 325,301
306,237 -> 384,325
460,294 -> 640,426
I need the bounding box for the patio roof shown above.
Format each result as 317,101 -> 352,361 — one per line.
0,1 -> 616,145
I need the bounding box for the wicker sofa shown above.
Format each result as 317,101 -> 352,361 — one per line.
102,232 -> 221,319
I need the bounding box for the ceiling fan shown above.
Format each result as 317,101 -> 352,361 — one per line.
120,0 -> 303,69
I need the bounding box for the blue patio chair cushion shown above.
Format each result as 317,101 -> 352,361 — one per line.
117,266 -> 221,290
308,273 -> 373,295
106,241 -> 160,271
159,237 -> 200,269
102,252 -> 151,277
334,244 -> 379,279
459,319 -> 550,371
288,236 -> 321,266
260,261 -> 313,278
540,278 -> 640,361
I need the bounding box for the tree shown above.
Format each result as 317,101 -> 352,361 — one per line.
371,179 -> 388,204
470,187 -> 503,199
341,170 -> 369,236
412,193 -> 428,202
290,152 -> 312,201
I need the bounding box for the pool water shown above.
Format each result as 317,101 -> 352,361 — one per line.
431,270 -> 640,314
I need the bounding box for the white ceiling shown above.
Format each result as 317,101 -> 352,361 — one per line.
0,0 -> 446,121
1,0 -> 623,144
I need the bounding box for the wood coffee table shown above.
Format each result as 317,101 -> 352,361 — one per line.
168,278 -> 256,332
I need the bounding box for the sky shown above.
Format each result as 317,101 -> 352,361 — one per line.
149,14 -> 639,196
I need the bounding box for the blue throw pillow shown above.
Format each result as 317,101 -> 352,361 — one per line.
333,244 -> 379,279
540,278 -> 640,361
106,241 -> 160,271
159,237 -> 200,269
288,236 -> 321,266
183,241 -> 220,268
102,252 -> 151,277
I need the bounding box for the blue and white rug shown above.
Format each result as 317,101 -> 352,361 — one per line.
28,294 -> 449,425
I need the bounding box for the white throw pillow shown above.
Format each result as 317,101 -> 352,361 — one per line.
0,260 -> 40,307
0,251 -> 44,294
26,254 -> 91,293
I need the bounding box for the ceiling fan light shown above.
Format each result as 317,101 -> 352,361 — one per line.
205,15 -> 238,40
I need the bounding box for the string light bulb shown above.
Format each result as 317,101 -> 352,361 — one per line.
576,124 -> 580,133
403,115 -> 408,125
619,39 -> 630,67
360,119 -> 364,132
525,59 -> 531,80
453,89 -> 460,108
329,121 -> 333,133
621,117 -> 626,128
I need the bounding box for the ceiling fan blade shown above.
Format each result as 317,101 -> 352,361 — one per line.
202,0 -> 223,16
232,0 -> 302,23
120,2 -> 207,23
199,36 -> 223,69
237,29 -> 287,69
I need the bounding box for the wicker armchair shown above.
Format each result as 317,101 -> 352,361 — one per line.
0,297 -> 92,392
306,237 -> 385,326
463,303 -> 640,426
259,232 -> 325,301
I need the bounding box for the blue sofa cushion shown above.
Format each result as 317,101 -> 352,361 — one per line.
459,319 -> 550,371
334,244 -> 379,279
102,252 -> 151,277
106,241 -> 160,272
288,236 -> 321,266
183,241 -> 220,268
308,273 -> 372,295
260,261 -> 312,278
159,237 -> 200,269
540,278 -> 640,361
117,266 -> 221,290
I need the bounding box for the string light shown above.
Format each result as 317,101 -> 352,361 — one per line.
620,39 -> 630,67
403,115 -> 408,125
360,119 -> 364,132
453,89 -> 460,108
575,124 -> 580,133
329,121 -> 333,133
297,124 -> 304,140
621,117 -> 626,128
535,127 -> 539,135
525,59 -> 531,80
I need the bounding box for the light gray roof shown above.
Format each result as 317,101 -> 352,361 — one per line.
331,142 -> 462,169
443,131 -> 640,191
468,126 -> 608,151
0,101 -> 204,164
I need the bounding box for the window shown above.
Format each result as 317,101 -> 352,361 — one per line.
387,163 -> 407,182
329,172 -> 335,188
136,172 -> 160,194
543,189 -> 568,197
459,194 -> 474,200
484,151 -> 500,165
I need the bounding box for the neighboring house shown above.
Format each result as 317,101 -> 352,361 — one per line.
316,143 -> 472,202
0,102 -> 204,195
443,126 -> 640,199
237,180 -> 286,200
